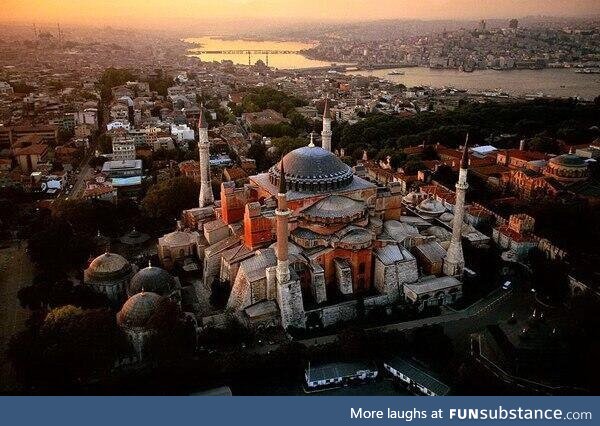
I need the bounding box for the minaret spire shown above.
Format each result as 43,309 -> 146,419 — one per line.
279,157 -> 286,194
321,97 -> 332,152
460,133 -> 469,169
443,134 -> 469,277
198,106 -> 214,207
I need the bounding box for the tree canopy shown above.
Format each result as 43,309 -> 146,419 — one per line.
8,306 -> 127,387
240,87 -> 306,115
335,99 -> 600,161
141,176 -> 200,221
98,67 -> 137,100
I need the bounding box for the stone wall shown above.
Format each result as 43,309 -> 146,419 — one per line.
306,293 -> 393,328
310,264 -> 327,304
334,258 -> 353,295
277,276 -> 306,329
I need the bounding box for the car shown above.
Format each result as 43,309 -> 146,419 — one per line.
502,280 -> 512,290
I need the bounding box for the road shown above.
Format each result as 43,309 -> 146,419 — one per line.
0,242 -> 35,390
60,104 -> 106,200
295,288 -> 515,349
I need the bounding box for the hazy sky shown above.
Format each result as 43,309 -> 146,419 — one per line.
3,0 -> 600,28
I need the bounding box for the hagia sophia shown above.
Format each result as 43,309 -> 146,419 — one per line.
82,101 -> 474,354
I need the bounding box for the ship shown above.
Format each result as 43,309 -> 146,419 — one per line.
575,68 -> 600,74
387,70 -> 405,76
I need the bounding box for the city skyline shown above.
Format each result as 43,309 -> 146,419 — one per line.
2,0 -> 600,29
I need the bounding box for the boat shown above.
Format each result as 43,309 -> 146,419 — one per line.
388,70 -> 405,76
575,68 -> 600,74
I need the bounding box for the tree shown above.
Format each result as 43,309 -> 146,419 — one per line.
8,306 -> 127,386
57,127 -> 74,144
286,110 -> 310,131
251,122 -> 298,138
402,159 -> 427,174
27,219 -> 93,274
527,134 -> 559,153
247,141 -> 274,172
241,87 -> 306,115
146,297 -> 196,360
271,136 -> 308,156
11,82 -> 35,94
89,155 -> 108,168
96,133 -> 112,154
18,277 -> 111,311
148,75 -> 173,96
98,67 -> 137,100
141,176 -> 200,220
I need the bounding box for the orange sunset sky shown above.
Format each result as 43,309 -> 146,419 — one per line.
2,0 -> 600,28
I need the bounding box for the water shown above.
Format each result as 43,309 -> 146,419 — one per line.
185,36 -> 336,69
349,67 -> 600,100
185,37 -> 600,100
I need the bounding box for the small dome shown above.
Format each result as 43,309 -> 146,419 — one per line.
416,197 -> 445,216
128,265 -> 176,297
162,230 -> 194,247
549,154 -> 585,167
269,145 -> 354,193
422,226 -> 452,241
85,252 -> 132,283
117,291 -> 161,329
402,191 -> 422,205
440,212 -> 455,222
383,220 -> 419,242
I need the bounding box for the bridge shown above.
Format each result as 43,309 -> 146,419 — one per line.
194,49 -> 300,54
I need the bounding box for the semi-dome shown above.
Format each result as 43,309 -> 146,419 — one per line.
128,264 -> 176,297
117,291 -> 161,329
333,226 -> 372,249
85,252 -> 133,283
269,145 -> 354,193
302,195 -> 365,223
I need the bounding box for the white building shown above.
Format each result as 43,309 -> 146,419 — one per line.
305,361 -> 378,390
0,81 -> 14,96
170,124 -> 195,142
384,358 -> 449,396
107,120 -> 131,132
76,108 -> 99,127
112,137 -> 136,161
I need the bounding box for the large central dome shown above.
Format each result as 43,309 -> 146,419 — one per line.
269,145 -> 353,193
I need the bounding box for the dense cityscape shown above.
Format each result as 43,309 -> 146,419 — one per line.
0,9 -> 599,396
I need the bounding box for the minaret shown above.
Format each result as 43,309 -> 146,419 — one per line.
321,97 -> 332,152
198,107 -> 214,207
272,159 -> 306,329
443,135 -> 469,277
275,160 -> 291,284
